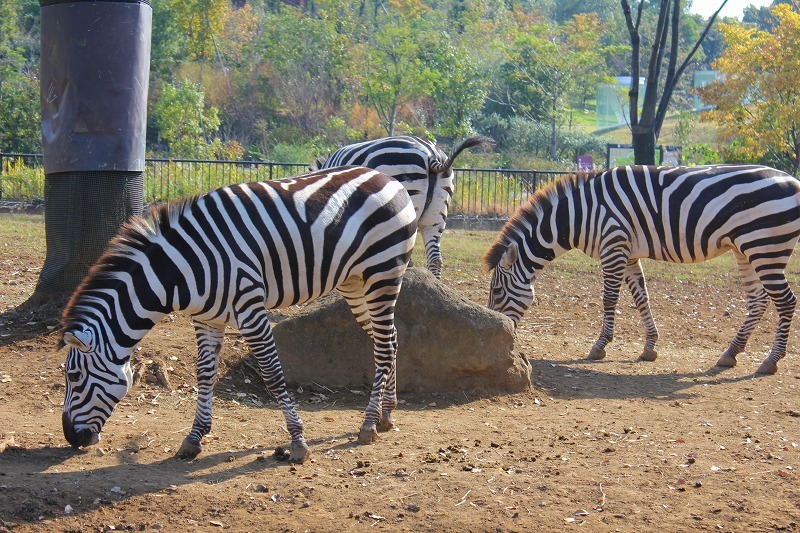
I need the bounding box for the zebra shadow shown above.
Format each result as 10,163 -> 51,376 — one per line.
0,443 -> 299,523
528,357 -> 767,401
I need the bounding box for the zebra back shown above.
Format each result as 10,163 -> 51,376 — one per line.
60,166 -> 418,347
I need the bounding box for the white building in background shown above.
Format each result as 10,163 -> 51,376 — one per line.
595,71 -> 719,131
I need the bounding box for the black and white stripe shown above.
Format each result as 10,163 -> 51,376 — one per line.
60,166 -> 418,463
313,135 -> 492,279
484,165 -> 800,375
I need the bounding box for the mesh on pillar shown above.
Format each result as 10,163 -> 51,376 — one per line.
36,0 -> 151,297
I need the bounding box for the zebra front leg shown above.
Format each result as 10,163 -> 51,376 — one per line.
717,252 -> 769,368
241,315 -> 309,463
624,259 -> 659,361
177,322 -> 224,459
756,276 -> 796,375
588,245 -> 628,361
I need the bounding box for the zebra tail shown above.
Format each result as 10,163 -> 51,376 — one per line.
431,134 -> 494,173
308,155 -> 329,172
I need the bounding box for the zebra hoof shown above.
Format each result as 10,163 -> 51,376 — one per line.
358,426 -> 379,444
273,441 -> 310,463
715,354 -> 737,368
175,438 -> 202,459
377,415 -> 395,432
755,360 -> 778,375
290,442 -> 310,463
638,347 -> 658,362
587,346 -> 606,360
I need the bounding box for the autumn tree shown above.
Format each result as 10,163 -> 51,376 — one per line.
699,4 -> 800,176
621,0 -> 728,164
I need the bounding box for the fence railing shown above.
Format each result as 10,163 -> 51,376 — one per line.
0,153 -> 571,218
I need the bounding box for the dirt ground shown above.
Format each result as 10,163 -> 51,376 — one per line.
1,223 -> 799,532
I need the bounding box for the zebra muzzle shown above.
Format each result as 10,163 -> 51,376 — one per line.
62,412 -> 100,448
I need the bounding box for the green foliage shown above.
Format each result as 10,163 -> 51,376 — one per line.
475,114 -> 611,166
0,156 -> 44,200
354,2 -> 441,135
153,80 -> 221,158
0,0 -> 737,162
0,73 -> 40,153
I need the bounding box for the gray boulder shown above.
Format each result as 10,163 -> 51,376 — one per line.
271,268 -> 531,393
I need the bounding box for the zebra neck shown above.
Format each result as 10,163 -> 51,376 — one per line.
521,207 -> 570,271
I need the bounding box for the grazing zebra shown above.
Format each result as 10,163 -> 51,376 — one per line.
312,134 -> 493,279
484,165 -> 800,375
59,166 -> 418,463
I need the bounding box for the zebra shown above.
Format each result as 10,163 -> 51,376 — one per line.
484,164 -> 800,375
59,166 -> 418,463
312,134 -> 493,279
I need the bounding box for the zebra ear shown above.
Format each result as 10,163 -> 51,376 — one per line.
63,330 -> 94,352
499,242 -> 519,270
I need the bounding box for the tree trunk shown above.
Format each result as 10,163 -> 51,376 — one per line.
632,126 -> 657,166
32,0 -> 151,301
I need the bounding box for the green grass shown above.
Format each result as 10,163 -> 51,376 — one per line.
0,213 -> 46,254
5,216 -> 800,289
432,228 -> 800,287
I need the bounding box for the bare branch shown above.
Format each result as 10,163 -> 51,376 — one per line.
654,0 -> 730,137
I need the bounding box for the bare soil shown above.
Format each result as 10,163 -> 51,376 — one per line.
1,226 -> 799,532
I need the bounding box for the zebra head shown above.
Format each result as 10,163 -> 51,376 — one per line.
486,242 -> 535,327
61,328 -> 134,449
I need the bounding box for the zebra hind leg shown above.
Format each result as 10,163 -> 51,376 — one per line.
420,219 -> 445,279
241,312 -> 310,463
357,291 -> 402,445
376,326 -> 399,433
718,252 -> 769,369
177,321 -> 224,459
756,273 -> 796,375
339,278 -> 398,438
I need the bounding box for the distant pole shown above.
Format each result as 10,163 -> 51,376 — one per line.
33,0 -> 151,301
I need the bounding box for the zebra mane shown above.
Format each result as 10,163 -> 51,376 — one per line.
58,200 -> 192,347
482,171 -> 597,272
429,135 -> 494,174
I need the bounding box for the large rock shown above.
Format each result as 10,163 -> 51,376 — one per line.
271,268 -> 531,393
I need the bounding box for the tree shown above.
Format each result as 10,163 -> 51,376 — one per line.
496,14 -> 611,161
699,5 -> 800,176
0,0 -> 40,153
153,80 -> 221,158
0,72 -> 39,153
258,5 -> 349,138
621,0 -> 728,164
354,0 -> 439,136
428,39 -> 488,139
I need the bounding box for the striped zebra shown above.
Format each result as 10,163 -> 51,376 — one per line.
312,135 -> 493,279
484,165 -> 800,375
59,166 -> 418,463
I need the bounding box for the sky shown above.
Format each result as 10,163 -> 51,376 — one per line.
689,0 -> 773,19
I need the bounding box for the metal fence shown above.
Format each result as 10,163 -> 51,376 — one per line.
0,153 -> 570,218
